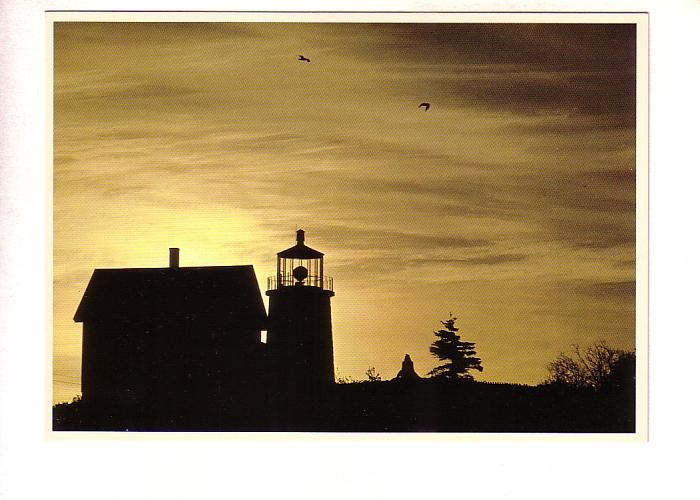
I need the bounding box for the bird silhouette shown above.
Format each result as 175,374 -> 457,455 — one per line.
418,102 -> 430,111
298,55 -> 311,62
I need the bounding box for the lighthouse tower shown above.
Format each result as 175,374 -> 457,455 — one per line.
266,229 -> 335,396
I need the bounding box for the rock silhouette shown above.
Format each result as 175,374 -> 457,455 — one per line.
394,354 -> 421,381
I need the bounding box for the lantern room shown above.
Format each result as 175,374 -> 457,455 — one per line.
268,229 -> 333,291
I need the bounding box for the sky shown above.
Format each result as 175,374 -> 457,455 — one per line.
53,21 -> 637,403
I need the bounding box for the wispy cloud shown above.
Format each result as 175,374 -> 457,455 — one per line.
52,21 -> 637,398
573,280 -> 635,299
408,254 -> 528,266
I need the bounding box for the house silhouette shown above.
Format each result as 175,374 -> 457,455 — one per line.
74,231 -> 335,420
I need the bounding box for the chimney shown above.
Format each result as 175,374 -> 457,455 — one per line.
169,248 -> 179,268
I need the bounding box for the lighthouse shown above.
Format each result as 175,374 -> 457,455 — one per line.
266,229 -> 335,397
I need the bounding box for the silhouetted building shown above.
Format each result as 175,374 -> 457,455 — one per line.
74,252 -> 268,408
266,229 -> 335,397
74,230 -> 335,416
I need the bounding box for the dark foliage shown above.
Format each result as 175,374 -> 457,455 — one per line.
53,374 -> 634,433
365,366 -> 382,382
427,315 -> 483,380
545,341 -> 635,391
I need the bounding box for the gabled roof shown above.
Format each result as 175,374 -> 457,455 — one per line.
74,265 -> 267,330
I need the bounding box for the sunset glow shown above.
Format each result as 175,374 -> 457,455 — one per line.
53,20 -> 638,403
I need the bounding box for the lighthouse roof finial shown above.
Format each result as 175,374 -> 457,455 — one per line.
278,229 -> 324,258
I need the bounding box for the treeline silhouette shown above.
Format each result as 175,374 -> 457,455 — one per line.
53,373 -> 634,432
53,328 -> 635,433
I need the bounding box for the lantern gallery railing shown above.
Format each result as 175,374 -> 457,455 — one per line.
267,275 -> 334,292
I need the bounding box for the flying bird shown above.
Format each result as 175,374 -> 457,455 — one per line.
418,102 -> 430,111
298,55 -> 311,62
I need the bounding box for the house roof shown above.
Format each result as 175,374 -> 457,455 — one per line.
74,265 -> 267,330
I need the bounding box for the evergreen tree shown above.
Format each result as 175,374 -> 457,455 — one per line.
428,315 -> 483,380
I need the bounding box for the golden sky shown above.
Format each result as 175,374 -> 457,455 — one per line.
53,22 -> 636,403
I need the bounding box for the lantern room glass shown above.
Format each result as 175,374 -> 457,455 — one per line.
277,255 -> 323,288
267,230 -> 332,292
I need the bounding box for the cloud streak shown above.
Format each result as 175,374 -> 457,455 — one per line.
52,21 -> 638,400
